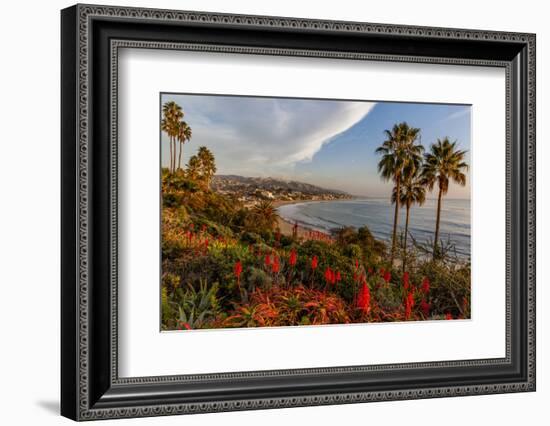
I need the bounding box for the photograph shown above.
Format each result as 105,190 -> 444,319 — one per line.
160,93 -> 472,331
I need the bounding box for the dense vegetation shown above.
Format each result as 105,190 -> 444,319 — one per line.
160,101 -> 471,330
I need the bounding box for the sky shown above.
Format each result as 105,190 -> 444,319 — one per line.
160,93 -> 471,199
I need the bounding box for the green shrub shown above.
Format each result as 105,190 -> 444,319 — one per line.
417,260 -> 470,318
193,217 -> 234,239
161,287 -> 176,328
344,243 -> 362,260
162,272 -> 181,293
333,225 -> 386,263
246,266 -> 272,291
240,231 -> 263,245
373,282 -> 403,311
279,234 -> 294,248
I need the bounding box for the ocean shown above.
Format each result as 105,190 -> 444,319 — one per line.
277,198 -> 471,257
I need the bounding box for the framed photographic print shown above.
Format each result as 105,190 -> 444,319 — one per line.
61,4 -> 536,421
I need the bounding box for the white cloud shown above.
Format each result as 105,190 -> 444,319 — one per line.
164,95 -> 376,176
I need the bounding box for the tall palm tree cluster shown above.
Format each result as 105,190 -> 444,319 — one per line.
161,101 -> 218,189
161,101 -> 193,173
376,122 -> 468,262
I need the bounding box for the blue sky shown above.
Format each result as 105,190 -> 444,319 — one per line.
161,93 -> 471,199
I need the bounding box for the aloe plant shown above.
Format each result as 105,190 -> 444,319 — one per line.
176,279 -> 220,329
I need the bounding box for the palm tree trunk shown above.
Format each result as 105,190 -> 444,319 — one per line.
177,141 -> 183,170
390,176 -> 400,265
172,138 -> 176,172
433,187 -> 443,259
172,138 -> 178,172
169,136 -> 173,173
403,203 -> 411,271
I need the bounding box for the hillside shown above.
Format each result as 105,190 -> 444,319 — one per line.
211,175 -> 352,205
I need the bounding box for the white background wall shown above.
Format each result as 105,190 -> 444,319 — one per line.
0,0 -> 546,424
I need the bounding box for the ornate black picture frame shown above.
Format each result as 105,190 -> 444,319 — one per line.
61,4 -> 536,421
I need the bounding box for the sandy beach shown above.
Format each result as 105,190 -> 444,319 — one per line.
273,199 -> 333,240
277,215 -> 310,238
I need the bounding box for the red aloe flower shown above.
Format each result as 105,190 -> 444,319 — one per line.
234,260 -> 242,278
234,260 -> 243,290
403,271 -> 410,290
420,299 -> 431,317
383,270 -> 391,283
445,312 -> 453,320
380,267 -> 385,277
421,277 -> 430,294
286,249 -> 297,287
264,254 -> 271,267
324,267 -> 334,285
355,259 -> 359,269
405,291 -> 415,319
289,249 -> 297,267
368,267 -> 373,274
336,271 -> 341,282
311,255 -> 318,271
271,256 -> 280,273
180,322 -> 191,331
357,282 -> 371,313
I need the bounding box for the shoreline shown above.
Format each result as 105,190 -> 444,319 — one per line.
271,198 -> 348,209
273,198 -> 470,258
273,198 -> 335,239
277,215 -> 323,239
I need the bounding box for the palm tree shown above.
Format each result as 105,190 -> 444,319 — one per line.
176,121 -> 192,171
161,101 -> 183,173
186,154 -> 201,181
186,147 -> 217,189
196,146 -> 216,188
376,122 -> 423,264
392,171 -> 426,268
421,137 -> 468,259
252,201 -> 278,232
